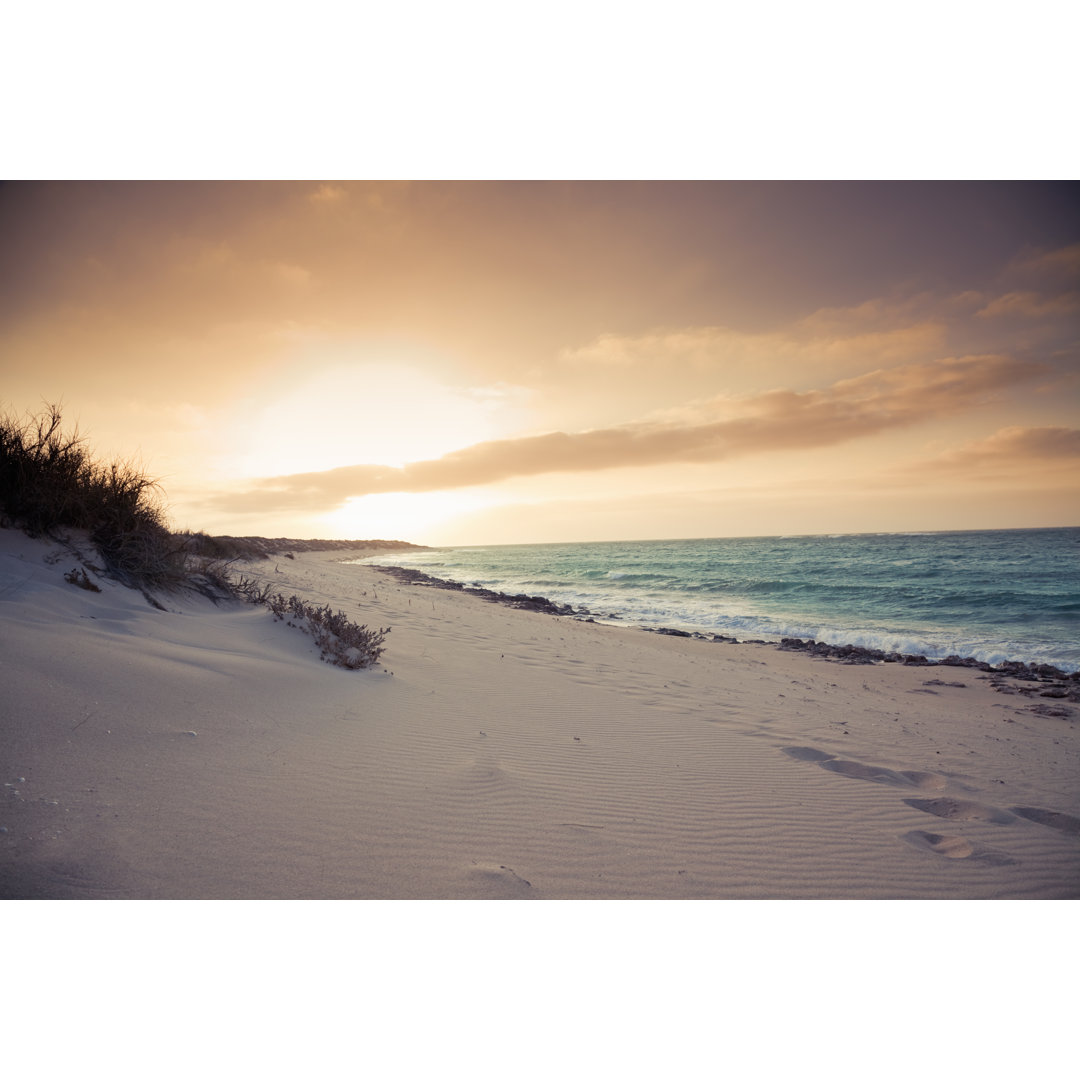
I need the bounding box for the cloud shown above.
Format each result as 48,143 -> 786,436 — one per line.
976,243 -> 1080,321
309,183 -> 347,204
915,425 -> 1080,475
558,310 -> 947,373
270,261 -> 313,287
559,328 -> 712,367
218,354 -> 1046,514
976,290 -> 1080,319
1011,242 -> 1080,281
172,242 -> 314,291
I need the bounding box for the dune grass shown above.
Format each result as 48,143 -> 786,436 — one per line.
173,530 -> 275,561
0,403 -> 186,591
1,404 -> 389,668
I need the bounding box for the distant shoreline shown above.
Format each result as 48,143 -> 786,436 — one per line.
207,535 -> 427,559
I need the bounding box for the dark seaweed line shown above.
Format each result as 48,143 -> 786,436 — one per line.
369,564 -> 1079,682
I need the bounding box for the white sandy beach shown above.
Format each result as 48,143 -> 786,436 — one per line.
2,526 -> 1078,900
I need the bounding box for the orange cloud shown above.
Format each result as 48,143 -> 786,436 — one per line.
559,311 -> 947,372
218,354 -> 1046,514
916,425 -> 1080,475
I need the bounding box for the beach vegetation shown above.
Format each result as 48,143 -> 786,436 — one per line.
261,591 -> 389,669
173,530 -> 273,561
63,567 -> 102,592
0,403 -> 187,591
0,404 -> 390,669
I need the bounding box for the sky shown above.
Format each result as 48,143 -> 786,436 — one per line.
2,180 -> 1078,546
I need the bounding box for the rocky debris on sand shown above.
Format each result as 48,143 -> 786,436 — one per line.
778,637 -> 933,666
777,637 -> 1077,683
780,638 -> 935,665
370,565 -> 1079,684
373,565 -> 582,617
981,674 -> 1080,702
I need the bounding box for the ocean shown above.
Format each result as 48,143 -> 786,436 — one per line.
360,528 -> 1080,673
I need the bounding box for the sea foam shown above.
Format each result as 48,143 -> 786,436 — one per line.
359,528 -> 1080,672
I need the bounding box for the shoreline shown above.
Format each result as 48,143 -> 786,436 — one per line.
368,562 -> 1080,684
359,528 -> 1080,677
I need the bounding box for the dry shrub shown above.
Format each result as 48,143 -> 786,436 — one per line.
64,567 -> 101,592
263,592 -> 389,669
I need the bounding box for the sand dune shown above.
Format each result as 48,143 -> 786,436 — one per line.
1,527 -> 1077,899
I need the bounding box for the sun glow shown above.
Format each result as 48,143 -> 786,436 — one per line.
222,360 -> 523,480
324,490 -> 502,543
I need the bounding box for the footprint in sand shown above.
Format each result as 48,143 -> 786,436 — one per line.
819,759 -> 945,790
903,830 -> 974,858
781,747 -> 945,790
904,797 -> 1017,825
1009,807 -> 1080,837
781,746 -> 836,762
902,830 -> 1018,866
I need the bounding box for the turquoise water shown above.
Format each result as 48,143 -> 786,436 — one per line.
360,528 -> 1080,672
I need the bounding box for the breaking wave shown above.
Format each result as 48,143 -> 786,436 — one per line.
359,528 -> 1080,672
